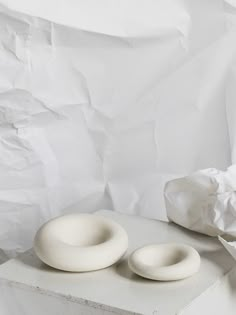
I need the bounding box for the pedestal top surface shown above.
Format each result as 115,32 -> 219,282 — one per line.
0,210 -> 235,315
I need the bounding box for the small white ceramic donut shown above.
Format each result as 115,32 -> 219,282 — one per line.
34,213 -> 128,272
128,243 -> 200,281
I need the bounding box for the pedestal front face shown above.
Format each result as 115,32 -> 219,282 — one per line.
0,210 -> 235,315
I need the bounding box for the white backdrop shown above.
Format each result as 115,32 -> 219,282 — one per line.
0,0 -> 236,260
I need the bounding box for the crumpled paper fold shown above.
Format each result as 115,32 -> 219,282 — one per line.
165,166 -> 236,237
165,165 -> 236,262
218,236 -> 236,261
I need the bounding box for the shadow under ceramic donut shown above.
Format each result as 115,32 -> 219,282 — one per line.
16,249 -> 65,274
115,258 -> 194,286
18,249 -> 122,275
115,258 -> 147,282
115,258 -> 166,283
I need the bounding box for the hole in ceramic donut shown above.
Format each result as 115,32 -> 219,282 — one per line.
136,246 -> 187,268
49,216 -> 113,247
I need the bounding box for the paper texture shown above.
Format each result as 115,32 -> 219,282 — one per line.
218,236 -> 236,261
165,165 -> 236,262
0,0 -> 236,260
165,166 -> 236,237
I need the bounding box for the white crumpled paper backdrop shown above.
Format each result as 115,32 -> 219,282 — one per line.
0,0 -> 236,261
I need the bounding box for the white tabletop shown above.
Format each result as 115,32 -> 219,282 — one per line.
0,210 -> 235,315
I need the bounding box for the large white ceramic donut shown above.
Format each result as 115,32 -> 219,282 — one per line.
128,243 -> 200,281
34,213 -> 128,272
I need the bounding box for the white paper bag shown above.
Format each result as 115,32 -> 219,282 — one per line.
165,166 -> 236,237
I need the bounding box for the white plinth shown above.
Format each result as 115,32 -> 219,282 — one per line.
1,210 -> 236,315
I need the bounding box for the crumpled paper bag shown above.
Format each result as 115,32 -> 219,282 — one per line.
165,165 -> 236,237
165,165 -> 236,262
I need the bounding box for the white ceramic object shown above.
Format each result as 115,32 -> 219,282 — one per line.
128,243 -> 200,281
34,213 -> 128,272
